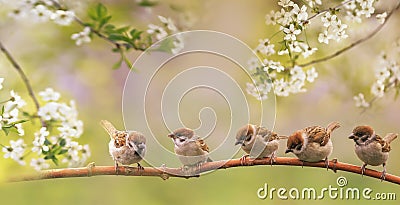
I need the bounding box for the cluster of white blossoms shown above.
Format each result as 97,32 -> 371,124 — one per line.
1,81 -> 90,171
247,0 -> 383,101
147,15 -> 184,54
354,49 -> 400,108
36,88 -> 90,168
1,88 -> 27,136
8,0 -> 75,26
247,0 -> 321,100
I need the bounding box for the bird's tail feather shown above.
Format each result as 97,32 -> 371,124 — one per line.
100,120 -> 117,139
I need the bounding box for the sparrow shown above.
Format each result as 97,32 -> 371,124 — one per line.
235,124 -> 281,164
100,120 -> 146,173
168,127 -> 211,167
285,122 -> 340,167
349,125 -> 398,180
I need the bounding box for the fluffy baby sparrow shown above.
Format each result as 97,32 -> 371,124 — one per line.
349,125 -> 398,180
235,124 -> 280,164
168,128 -> 211,167
285,122 -> 340,167
100,120 -> 146,172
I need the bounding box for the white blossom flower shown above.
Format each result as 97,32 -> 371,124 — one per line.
30,158 -> 50,171
2,139 -> 26,165
32,127 -> 50,155
371,81 -> 385,98
171,35 -> 184,54
79,144 -> 91,160
158,15 -> 177,32
301,45 -> 318,58
318,30 -> 330,44
0,78 -> 4,90
263,59 -> 285,72
265,10 -> 277,25
290,66 -> 306,81
10,90 -> 26,108
306,67 -> 318,82
274,78 -> 290,96
246,81 -> 272,100
247,57 -> 261,71
353,93 -> 370,108
376,12 -> 387,24
278,0 -> 294,8
374,67 -> 390,83
30,4 -> 52,23
58,120 -> 83,138
255,38 -> 275,56
282,24 -> 301,41
39,88 -> 61,102
291,4 -> 308,22
8,8 -> 28,19
71,27 -> 91,46
51,10 -> 75,26
147,24 -> 168,40
289,78 -> 306,93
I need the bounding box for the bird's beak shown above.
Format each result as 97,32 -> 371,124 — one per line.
235,139 -> 244,146
348,134 -> 355,139
168,133 -> 176,139
285,149 -> 293,154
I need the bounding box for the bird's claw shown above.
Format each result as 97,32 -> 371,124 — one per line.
240,154 -> 250,166
361,163 -> 367,177
380,163 -> 386,181
331,158 -> 338,173
269,152 -> 277,166
115,161 -> 119,175
324,157 -> 329,171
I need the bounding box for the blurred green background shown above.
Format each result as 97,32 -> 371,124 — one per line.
0,0 -> 399,204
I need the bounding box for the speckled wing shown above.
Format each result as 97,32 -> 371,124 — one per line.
256,126 -> 277,142
304,126 -> 329,146
196,139 -> 210,153
380,133 -> 398,152
100,120 -> 117,140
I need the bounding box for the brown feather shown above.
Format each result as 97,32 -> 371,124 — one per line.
196,139 -> 210,153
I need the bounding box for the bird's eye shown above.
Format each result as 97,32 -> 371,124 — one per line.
179,138 -> 186,142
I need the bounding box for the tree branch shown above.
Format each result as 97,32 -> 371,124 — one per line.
299,1 -> 400,68
8,157 -> 400,185
0,41 -> 46,127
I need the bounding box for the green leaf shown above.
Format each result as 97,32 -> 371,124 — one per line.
2,127 -> 10,135
59,138 -> 67,147
51,156 -> 59,166
59,149 -> 68,155
112,57 -> 123,70
154,37 -> 175,53
10,119 -> 28,125
108,34 -> 131,43
98,16 -> 112,30
130,29 -> 143,40
137,0 -> 158,7
1,105 -> 4,115
114,26 -> 130,34
96,3 -> 108,19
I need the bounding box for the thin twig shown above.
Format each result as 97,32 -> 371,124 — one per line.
299,1 -> 400,67
8,157 -> 400,185
306,0 -> 354,22
51,0 -> 123,50
0,41 -> 46,127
